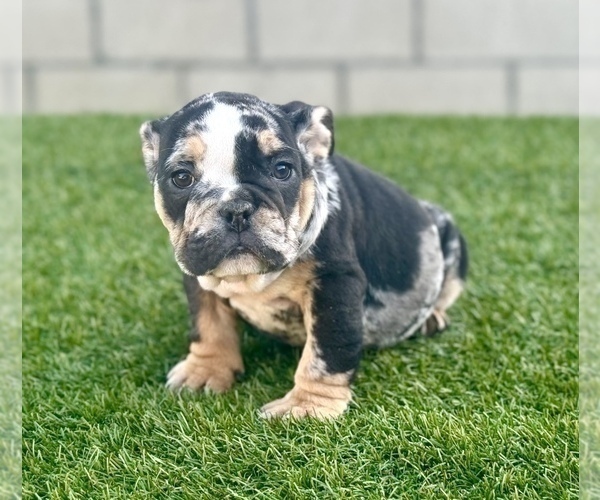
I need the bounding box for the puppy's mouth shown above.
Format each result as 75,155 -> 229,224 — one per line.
211,251 -> 266,279
211,245 -> 266,278
224,244 -> 259,260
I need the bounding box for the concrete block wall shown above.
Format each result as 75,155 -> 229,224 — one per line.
17,0 -> 586,115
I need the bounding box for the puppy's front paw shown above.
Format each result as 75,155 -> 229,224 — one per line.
260,386 -> 351,420
166,354 -> 242,393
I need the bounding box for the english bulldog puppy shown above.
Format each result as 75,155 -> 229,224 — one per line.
140,92 -> 468,419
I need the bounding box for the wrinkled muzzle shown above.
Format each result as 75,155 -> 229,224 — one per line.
173,197 -> 300,278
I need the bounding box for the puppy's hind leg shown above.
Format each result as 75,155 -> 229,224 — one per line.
422,209 -> 469,337
423,271 -> 465,336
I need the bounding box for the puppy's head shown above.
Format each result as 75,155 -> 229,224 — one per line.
140,92 -> 339,280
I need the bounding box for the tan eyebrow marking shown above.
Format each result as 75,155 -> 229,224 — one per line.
166,134 -> 207,170
182,135 -> 206,163
257,129 -> 285,155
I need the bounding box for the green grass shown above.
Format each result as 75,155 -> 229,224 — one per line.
23,114 -> 578,498
580,119 -> 600,499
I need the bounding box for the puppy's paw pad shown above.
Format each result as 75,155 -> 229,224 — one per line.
260,391 -> 348,420
166,357 -> 240,394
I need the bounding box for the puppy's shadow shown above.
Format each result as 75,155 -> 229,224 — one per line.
238,324 -> 300,388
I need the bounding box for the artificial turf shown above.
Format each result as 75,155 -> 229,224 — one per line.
22,114 -> 578,498
580,120 -> 599,499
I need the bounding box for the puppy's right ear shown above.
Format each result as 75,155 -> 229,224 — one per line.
278,101 -> 334,164
139,118 -> 165,181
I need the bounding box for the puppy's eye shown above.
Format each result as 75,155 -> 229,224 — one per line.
272,162 -> 292,181
171,170 -> 195,188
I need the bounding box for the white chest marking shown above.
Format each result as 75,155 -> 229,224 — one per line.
197,263 -> 313,346
229,295 -> 306,346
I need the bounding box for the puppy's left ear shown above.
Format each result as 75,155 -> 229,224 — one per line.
139,118 -> 166,181
279,101 -> 334,163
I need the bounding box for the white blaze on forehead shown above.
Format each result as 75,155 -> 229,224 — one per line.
201,103 -> 243,190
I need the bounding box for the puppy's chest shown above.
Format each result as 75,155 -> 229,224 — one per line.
229,295 -> 306,346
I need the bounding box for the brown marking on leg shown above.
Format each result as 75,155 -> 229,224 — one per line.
260,294 -> 353,419
422,273 -> 464,336
422,308 -> 449,336
167,290 -> 243,393
435,274 -> 464,312
223,259 -> 348,412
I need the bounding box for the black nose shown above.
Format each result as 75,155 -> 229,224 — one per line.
218,199 -> 255,233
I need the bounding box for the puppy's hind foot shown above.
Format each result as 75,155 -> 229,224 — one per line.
422,309 -> 450,337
